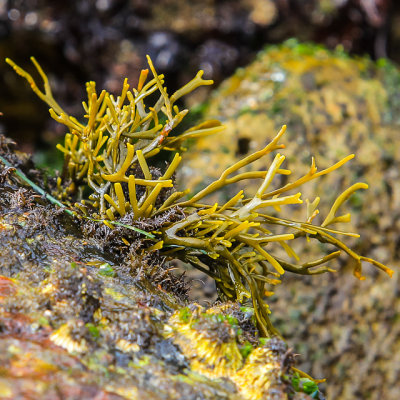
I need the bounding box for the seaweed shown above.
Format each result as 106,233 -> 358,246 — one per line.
5,56 -> 393,338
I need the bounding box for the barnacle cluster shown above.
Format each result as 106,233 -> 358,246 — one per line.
233,340 -> 293,400
165,304 -> 243,378
7,56 -> 393,337
165,304 -> 315,400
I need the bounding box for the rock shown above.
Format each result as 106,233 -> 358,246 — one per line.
0,139 -> 315,399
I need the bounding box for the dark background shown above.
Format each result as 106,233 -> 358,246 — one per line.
0,0 -> 399,156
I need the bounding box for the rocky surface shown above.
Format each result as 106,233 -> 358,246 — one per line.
0,139 -> 315,399
182,40 -> 400,267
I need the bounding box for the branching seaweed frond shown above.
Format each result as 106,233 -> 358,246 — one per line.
7,57 -> 393,338
6,56 -> 223,219
153,126 -> 392,336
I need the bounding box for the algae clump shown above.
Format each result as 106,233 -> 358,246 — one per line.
5,54 -> 393,341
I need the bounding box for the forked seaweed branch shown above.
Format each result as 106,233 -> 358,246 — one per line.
6,56 -> 393,337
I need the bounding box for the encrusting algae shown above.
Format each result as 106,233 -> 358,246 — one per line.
5,55 -> 393,343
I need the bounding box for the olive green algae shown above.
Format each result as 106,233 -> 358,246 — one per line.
2,43 -> 396,399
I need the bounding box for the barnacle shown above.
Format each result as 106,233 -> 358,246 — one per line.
50,322 -> 88,354
115,339 -> 140,353
233,338 -> 291,400
165,305 -> 243,378
166,306 -> 298,399
7,56 -> 393,338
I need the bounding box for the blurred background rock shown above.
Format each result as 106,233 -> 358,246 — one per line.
180,41 -> 400,399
